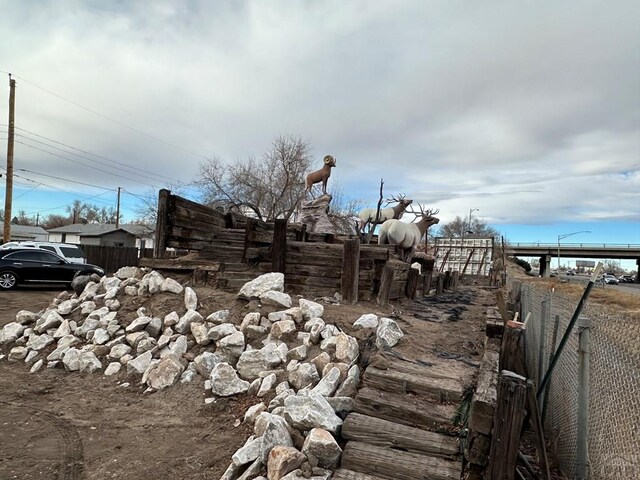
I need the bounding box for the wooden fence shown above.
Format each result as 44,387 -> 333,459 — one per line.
84,245 -> 140,273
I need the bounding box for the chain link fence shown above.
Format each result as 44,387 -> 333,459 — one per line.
516,281 -> 640,479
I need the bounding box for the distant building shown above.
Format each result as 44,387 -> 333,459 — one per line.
47,223 -> 155,249
5,224 -> 49,242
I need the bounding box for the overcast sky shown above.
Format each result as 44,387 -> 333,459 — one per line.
0,1 -> 639,251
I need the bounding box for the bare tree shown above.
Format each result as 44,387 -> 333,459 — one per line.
436,215 -> 499,239
134,182 -> 187,226
325,182 -> 366,235
195,135 -> 312,222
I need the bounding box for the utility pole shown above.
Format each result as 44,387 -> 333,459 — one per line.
3,75 -> 16,244
116,187 -> 121,228
35,213 -> 39,226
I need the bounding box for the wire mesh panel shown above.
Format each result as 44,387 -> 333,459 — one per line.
518,282 -> 640,479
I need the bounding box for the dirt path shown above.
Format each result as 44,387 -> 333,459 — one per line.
0,285 -> 495,479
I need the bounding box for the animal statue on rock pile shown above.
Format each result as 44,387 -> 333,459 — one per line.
358,194 -> 413,231
378,204 -> 440,262
305,155 -> 336,195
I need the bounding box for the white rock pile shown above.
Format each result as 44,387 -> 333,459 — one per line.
0,269 -> 404,480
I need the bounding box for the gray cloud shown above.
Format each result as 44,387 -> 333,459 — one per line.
0,0 -> 638,229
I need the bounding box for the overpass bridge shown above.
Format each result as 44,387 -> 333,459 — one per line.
508,243 -> 640,281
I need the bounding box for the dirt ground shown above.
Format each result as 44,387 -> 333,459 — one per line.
0,281 -> 494,480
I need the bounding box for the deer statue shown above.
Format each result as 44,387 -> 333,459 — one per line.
305,155 -> 336,195
378,204 -> 440,262
358,194 -> 413,231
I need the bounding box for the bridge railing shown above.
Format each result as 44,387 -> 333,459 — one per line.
509,243 -> 640,249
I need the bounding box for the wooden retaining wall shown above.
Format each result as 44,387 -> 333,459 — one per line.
152,190 -> 437,301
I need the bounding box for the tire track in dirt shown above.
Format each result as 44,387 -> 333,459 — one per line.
0,401 -> 84,480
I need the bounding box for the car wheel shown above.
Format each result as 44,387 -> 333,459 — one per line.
0,270 -> 18,289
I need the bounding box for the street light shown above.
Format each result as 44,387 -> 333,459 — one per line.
468,208 -> 479,235
557,230 -> 591,272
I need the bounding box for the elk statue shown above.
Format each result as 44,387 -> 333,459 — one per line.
358,194 -> 413,231
378,204 -> 440,262
305,155 -> 337,195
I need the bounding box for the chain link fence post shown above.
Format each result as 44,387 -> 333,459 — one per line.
576,317 -> 591,480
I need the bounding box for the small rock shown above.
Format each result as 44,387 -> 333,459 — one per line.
184,286 -> 198,310
104,362 -> 122,376
267,446 -> 305,480
210,363 -> 251,396
376,317 -> 404,349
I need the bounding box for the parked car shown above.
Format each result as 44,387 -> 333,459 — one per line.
0,248 -> 104,290
602,274 -> 619,285
0,241 -> 87,264
619,275 -> 635,283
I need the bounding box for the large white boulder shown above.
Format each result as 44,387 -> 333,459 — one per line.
299,299 -> 324,320
376,317 -> 404,349
301,427 -> 342,469
0,322 -> 25,344
283,391 -> 343,433
210,362 -> 250,396
238,273 -> 284,300
146,356 -> 185,390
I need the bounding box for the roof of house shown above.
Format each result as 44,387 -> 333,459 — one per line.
10,225 -> 49,235
47,223 -> 155,237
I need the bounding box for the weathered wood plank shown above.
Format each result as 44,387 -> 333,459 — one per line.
468,349 -> 499,435
353,387 -> 456,430
486,371 -> 528,480
174,195 -> 226,221
362,367 -> 466,403
332,469 -> 389,480
342,413 -> 459,458
341,441 -> 461,480
139,258 -> 221,271
284,275 -> 341,288
173,204 -> 226,228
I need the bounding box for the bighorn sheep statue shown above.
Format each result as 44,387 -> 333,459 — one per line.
305,155 -> 336,195
358,194 -> 413,230
378,204 -> 440,262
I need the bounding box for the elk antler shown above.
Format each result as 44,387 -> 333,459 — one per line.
410,202 -> 439,217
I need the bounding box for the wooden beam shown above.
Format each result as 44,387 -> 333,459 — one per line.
341,441 -> 461,480
342,413 -> 459,458
362,366 -> 465,403
353,387 -> 456,431
406,267 -> 419,300
154,189 -> 169,258
271,218 -> 287,273
341,238 -> 360,304
377,263 -> 394,306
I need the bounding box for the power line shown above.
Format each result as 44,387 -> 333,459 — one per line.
6,73 -> 212,162
14,167 -> 116,191
14,126 -> 184,185
14,134 -> 164,188
14,139 -> 161,189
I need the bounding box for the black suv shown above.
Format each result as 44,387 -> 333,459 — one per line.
0,248 -> 105,290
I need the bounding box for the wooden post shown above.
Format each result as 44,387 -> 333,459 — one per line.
436,273 -> 444,296
443,270 -> 451,290
341,238 -> 360,304
422,270 -> 433,296
451,270 -> 459,290
406,267 -> 419,300
377,263 -> 394,306
272,218 -> 287,273
486,371 -> 528,480
476,248 -> 489,278
500,320 -> 528,377
461,248 -> 475,275
242,218 -> 255,263
526,381 -> 551,480
154,189 -> 170,258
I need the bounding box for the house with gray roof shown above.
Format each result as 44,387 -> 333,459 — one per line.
47,223 -> 155,249
5,224 -> 49,242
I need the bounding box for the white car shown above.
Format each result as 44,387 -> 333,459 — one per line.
602,274 -> 619,285
0,241 -> 87,264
